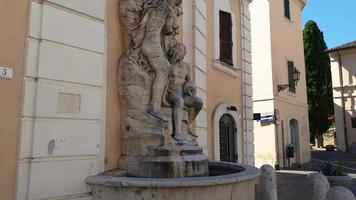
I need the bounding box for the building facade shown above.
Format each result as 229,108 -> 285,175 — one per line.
250,0 -> 311,168
328,41 -> 356,153
0,0 -> 253,199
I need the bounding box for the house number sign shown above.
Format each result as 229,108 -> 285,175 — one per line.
0,66 -> 13,80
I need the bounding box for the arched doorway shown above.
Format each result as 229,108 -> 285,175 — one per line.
289,119 -> 300,163
219,114 -> 238,163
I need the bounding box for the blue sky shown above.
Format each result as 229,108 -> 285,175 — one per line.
302,0 -> 356,48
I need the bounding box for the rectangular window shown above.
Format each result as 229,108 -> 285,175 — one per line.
219,10 -> 233,66
288,61 -> 296,93
284,0 -> 291,20
352,117 -> 356,128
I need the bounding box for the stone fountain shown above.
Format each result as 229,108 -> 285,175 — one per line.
86,0 -> 259,199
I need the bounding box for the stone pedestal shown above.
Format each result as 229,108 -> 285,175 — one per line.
144,146 -> 209,178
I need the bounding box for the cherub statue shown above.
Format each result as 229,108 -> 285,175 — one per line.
165,43 -> 203,143
128,0 -> 183,121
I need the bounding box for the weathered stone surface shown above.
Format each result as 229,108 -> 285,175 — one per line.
308,173 -> 330,200
144,146 -> 209,178
87,0 -> 261,199
275,170 -> 313,200
116,0 -> 206,178
87,162 -> 260,200
326,186 -> 356,200
326,175 -> 353,189
259,165 -> 277,200
122,132 -> 164,156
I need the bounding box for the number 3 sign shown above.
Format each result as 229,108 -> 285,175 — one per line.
0,66 -> 13,80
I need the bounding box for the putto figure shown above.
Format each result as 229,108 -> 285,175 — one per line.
117,0 -> 208,178
119,0 -> 202,145
129,0 -> 183,121
166,44 -> 203,143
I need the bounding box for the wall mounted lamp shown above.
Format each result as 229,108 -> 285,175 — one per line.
277,67 -> 301,92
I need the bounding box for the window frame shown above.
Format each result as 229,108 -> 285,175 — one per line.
213,0 -> 239,76
219,10 -> 234,66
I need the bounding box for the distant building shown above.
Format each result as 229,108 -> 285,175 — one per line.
250,0 -> 311,168
327,41 -> 356,153
0,0 -> 254,199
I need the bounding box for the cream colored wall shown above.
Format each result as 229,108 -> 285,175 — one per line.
270,0 -> 310,165
330,49 -> 356,151
17,1 -> 106,199
250,0 -> 274,101
274,100 -> 311,164
250,0 -> 275,167
0,1 -> 28,199
252,0 -> 310,167
254,101 -> 311,168
253,101 -> 276,167
270,0 -> 308,104
271,0 -> 310,165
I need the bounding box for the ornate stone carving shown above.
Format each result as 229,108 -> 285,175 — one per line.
119,0 -> 201,145
118,0 -> 206,177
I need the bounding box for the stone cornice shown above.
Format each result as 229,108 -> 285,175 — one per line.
295,0 -> 308,9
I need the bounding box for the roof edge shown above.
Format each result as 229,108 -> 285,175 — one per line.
326,40 -> 356,53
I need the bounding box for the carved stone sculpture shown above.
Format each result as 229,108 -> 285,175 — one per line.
165,43 -> 203,144
118,0 -> 207,178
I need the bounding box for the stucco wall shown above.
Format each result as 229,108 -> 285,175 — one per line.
253,101 -> 276,167
0,1 -> 28,199
250,0 -> 274,101
274,100 -> 311,165
251,0 -> 310,167
330,48 -> 356,151
270,0 -> 310,165
269,0 -> 308,103
105,0 -> 123,171
17,1 -> 106,199
206,0 -> 244,161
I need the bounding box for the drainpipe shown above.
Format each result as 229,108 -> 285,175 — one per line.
274,123 -> 280,169
337,51 -> 349,152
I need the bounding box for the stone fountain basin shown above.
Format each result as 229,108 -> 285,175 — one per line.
86,162 -> 260,200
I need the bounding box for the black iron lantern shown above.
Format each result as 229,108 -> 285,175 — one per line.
277,67 -> 301,92
291,67 -> 301,85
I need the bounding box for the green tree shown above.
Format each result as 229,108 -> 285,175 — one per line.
303,20 -> 333,147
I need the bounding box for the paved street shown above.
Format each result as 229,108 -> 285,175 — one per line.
291,150 -> 356,195
311,150 -> 356,172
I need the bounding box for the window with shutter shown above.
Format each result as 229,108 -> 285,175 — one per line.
288,61 -> 296,93
219,10 -> 233,66
284,0 -> 291,20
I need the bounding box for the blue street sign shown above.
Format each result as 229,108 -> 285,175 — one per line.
258,115 -> 274,123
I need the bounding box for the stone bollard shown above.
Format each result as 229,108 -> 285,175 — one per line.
326,186 -> 356,200
307,173 -> 330,200
259,165 -> 277,200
